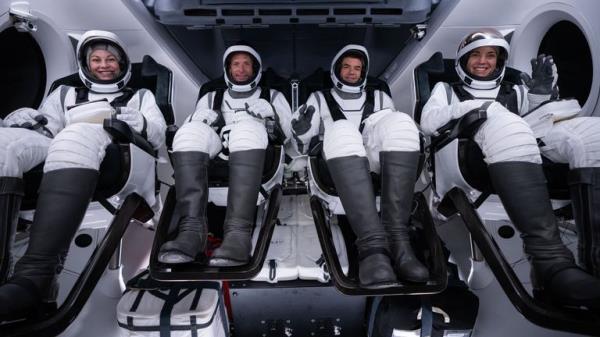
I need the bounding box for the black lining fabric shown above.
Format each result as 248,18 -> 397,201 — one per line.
321,88 -> 375,133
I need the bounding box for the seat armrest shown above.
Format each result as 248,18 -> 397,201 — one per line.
450,108 -> 487,139
103,118 -> 156,156
431,109 -> 487,149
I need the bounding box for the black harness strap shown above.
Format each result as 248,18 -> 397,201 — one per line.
212,88 -> 226,132
321,88 -> 375,133
74,87 -> 136,109
451,82 -> 519,114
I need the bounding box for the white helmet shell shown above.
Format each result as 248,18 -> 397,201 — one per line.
223,45 -> 262,93
330,44 -> 369,94
76,30 -> 131,93
455,28 -> 510,90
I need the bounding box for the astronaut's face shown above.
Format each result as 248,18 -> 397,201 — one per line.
89,49 -> 121,81
339,56 -> 363,84
229,52 -> 254,83
466,46 -> 498,78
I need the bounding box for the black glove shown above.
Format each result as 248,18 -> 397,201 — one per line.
291,104 -> 315,136
520,54 -> 556,95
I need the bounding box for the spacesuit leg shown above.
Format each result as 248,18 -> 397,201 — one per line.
322,120 -> 397,288
210,119 -> 268,267
0,128 -> 49,283
159,121 -> 222,263
365,112 -> 429,282
0,123 -> 111,320
0,177 -> 23,283
475,106 -> 600,309
0,128 -> 51,177
542,117 -> 600,277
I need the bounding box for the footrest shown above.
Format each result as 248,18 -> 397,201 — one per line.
310,192 -> 448,296
149,185 -> 282,281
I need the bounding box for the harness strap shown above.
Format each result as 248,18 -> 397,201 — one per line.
321,88 -> 375,132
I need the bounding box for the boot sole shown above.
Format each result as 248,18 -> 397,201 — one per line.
360,280 -> 398,289
208,257 -> 249,267
158,252 -> 195,264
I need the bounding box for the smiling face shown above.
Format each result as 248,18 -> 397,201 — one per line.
228,52 -> 254,83
89,49 -> 121,81
466,46 -> 498,78
339,56 -> 363,84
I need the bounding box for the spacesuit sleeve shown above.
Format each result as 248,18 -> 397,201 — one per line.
419,82 -> 457,136
136,89 -> 167,149
270,89 -> 293,143
35,85 -> 70,136
291,92 -> 322,155
376,90 -> 396,111
183,93 -> 217,125
521,84 -> 554,113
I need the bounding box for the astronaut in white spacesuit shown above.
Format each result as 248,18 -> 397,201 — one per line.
0,30 -> 166,320
420,28 -> 600,309
158,45 -> 292,267
292,45 -> 429,288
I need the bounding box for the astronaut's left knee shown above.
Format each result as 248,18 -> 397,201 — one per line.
44,124 -> 111,172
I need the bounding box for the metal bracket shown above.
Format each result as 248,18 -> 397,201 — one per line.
9,1 -> 38,32
411,23 -> 427,41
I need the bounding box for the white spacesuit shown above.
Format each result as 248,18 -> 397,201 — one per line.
0,30 -> 166,321
292,44 -> 429,288
158,45 -> 292,267
420,28 -> 600,309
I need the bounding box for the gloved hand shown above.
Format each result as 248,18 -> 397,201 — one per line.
244,98 -> 275,119
192,108 -> 220,126
520,54 -> 557,95
291,104 -> 316,136
451,100 -> 485,119
116,107 -> 145,133
4,108 -> 45,129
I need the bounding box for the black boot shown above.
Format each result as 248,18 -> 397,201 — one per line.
159,152 -> 210,264
210,149 -> 265,267
380,151 -> 430,282
568,168 -> 600,277
489,162 -> 600,310
0,177 -> 24,283
327,156 -> 397,288
0,168 -> 98,321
